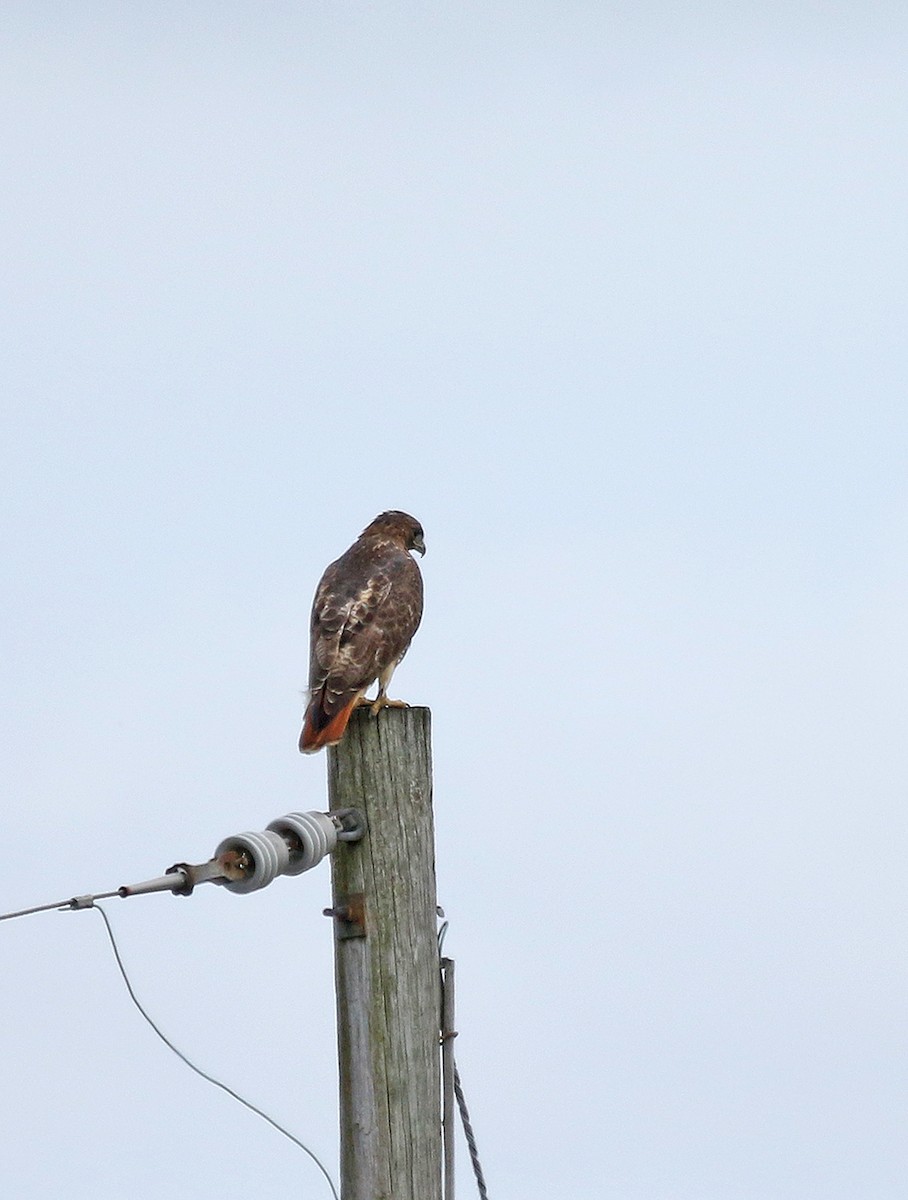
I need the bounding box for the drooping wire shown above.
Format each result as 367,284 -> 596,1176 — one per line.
88,903 -> 339,1200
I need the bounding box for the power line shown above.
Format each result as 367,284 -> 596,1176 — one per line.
0,805 -> 365,924
4,794 -> 490,1198
0,891 -> 121,922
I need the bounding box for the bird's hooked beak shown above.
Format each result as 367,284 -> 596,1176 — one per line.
413,533 -> 426,557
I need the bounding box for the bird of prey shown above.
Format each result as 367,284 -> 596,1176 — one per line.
299,510 -> 425,753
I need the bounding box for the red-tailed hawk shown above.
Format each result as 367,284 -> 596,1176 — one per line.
299,511 -> 425,753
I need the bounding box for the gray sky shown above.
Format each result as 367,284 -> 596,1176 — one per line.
3,4 -> 908,1197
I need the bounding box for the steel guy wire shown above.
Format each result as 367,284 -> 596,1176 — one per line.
439,916 -> 490,1200
453,1059 -> 489,1200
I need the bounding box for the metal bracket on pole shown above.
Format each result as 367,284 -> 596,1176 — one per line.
332,807 -> 367,842
323,892 -> 367,939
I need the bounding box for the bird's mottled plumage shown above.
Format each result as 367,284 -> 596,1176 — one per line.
299,511 -> 425,753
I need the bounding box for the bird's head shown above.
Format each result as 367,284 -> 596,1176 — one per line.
364,510 -> 426,556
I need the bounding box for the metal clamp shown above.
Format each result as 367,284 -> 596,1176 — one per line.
331,807 -> 367,842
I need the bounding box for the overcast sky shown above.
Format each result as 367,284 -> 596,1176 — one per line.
3,4 -> 908,1198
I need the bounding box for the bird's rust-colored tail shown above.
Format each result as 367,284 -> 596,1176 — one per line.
299,695 -> 358,754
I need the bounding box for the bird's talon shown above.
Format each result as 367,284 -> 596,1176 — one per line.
369,696 -> 410,717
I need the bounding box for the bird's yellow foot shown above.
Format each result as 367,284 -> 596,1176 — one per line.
369,695 -> 410,717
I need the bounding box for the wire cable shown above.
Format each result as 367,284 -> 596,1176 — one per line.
87,902 -> 339,1200
0,891 -> 121,922
453,1058 -> 489,1200
439,918 -> 490,1200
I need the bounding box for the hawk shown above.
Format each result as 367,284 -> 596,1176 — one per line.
299,510 -> 426,753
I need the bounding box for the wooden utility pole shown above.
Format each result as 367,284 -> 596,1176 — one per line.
327,704 -> 442,1200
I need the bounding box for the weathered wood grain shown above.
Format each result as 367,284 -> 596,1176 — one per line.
328,704 -> 441,1200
